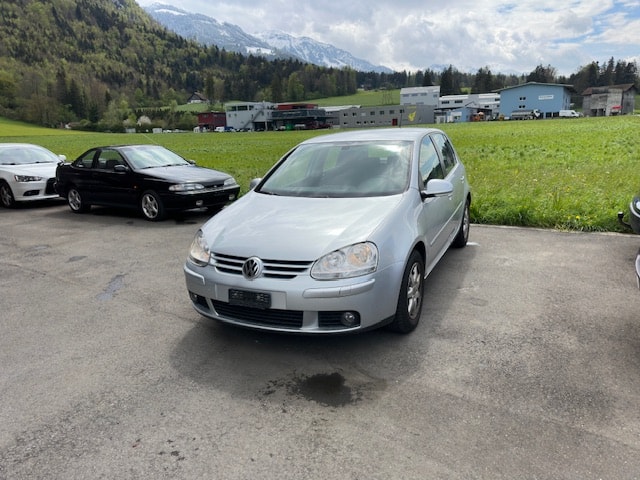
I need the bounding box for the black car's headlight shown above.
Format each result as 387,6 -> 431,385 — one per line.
188,230 -> 211,266
224,177 -> 238,187
169,183 -> 205,192
14,175 -> 43,182
311,242 -> 378,280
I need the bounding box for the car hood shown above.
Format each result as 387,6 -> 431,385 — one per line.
201,192 -> 406,260
1,163 -> 57,177
140,165 -> 230,183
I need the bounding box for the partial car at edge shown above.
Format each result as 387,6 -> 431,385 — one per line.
0,143 -> 65,208
184,127 -> 471,334
54,144 -> 240,221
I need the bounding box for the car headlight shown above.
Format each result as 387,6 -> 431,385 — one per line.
311,242 -> 378,280
224,177 -> 238,187
14,175 -> 43,182
169,183 -> 204,192
188,230 -> 211,266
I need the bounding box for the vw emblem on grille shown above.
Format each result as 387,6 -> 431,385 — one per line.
242,257 -> 263,280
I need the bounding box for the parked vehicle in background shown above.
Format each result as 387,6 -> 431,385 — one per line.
510,109 -> 541,120
54,144 -> 240,221
559,110 -> 580,118
628,192 -> 640,235
618,191 -> 640,291
0,143 -> 65,208
636,249 -> 640,290
184,127 -> 471,335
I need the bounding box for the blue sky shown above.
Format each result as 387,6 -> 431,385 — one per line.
136,0 -> 640,76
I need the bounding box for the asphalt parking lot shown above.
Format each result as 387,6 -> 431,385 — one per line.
1,202 -> 639,479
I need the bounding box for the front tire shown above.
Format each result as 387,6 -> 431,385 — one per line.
140,190 -> 164,221
68,187 -> 90,213
0,181 -> 16,208
387,250 -> 425,334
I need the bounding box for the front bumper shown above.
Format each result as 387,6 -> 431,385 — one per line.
183,259 -> 402,334
14,178 -> 59,202
162,185 -> 240,211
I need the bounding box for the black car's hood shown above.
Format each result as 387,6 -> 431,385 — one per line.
139,165 -> 230,184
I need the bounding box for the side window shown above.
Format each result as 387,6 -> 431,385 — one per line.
419,137 -> 444,187
98,150 -> 125,170
75,151 -> 96,169
432,133 -> 457,176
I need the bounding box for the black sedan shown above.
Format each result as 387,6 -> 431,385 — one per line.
55,145 -> 240,220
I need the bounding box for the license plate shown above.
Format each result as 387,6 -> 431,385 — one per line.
228,289 -> 271,309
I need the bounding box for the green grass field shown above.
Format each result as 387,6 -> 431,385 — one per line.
1,115 -> 638,233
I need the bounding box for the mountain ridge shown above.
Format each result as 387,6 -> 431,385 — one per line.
144,3 -> 393,73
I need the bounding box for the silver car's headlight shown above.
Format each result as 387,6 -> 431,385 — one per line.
169,183 -> 204,192
15,175 -> 43,182
311,242 -> 378,280
188,230 -> 211,266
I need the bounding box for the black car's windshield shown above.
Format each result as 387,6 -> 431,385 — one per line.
0,146 -> 59,165
259,141 -> 412,198
121,146 -> 191,169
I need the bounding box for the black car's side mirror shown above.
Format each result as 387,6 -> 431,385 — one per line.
114,164 -> 129,173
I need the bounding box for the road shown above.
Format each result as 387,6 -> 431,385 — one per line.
1,202 -> 639,479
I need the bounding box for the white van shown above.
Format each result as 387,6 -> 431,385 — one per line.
559,110 -> 580,118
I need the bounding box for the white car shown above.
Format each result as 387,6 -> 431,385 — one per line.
184,128 -> 471,334
0,143 -> 65,208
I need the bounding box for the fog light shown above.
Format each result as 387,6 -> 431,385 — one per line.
341,311 -> 358,327
196,200 -> 204,207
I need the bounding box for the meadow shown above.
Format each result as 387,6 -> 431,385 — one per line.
1,115 -> 638,233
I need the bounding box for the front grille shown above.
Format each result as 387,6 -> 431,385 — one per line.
211,253 -> 312,280
45,178 -> 56,194
212,300 -> 303,328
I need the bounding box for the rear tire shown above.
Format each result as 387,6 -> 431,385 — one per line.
387,250 -> 425,334
451,199 -> 470,248
68,187 -> 90,213
0,181 -> 16,208
140,190 -> 164,221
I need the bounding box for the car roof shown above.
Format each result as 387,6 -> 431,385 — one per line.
0,143 -> 49,149
300,127 -> 442,145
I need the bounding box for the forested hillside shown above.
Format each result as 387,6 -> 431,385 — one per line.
0,0 -> 360,128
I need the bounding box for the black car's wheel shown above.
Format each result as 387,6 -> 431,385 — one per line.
451,199 -> 470,248
67,186 -> 90,213
140,190 -> 164,221
0,181 -> 16,208
387,250 -> 425,334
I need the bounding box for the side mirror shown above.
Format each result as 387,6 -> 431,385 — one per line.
57,154 -> 67,162
249,178 -> 262,190
421,179 -> 453,199
114,164 -> 129,173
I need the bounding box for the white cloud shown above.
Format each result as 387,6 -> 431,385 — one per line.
136,0 -> 640,76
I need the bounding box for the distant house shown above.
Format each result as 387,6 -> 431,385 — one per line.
581,84 -> 637,117
497,82 -> 575,119
187,92 -> 209,104
400,86 -> 440,106
196,111 -> 226,131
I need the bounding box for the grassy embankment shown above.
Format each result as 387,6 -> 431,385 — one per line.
1,115 -> 638,233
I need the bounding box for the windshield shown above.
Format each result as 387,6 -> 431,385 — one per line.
258,141 -> 412,198
120,145 -> 190,169
0,145 -> 59,165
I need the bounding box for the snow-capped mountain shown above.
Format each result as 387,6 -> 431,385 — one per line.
144,3 -> 392,73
